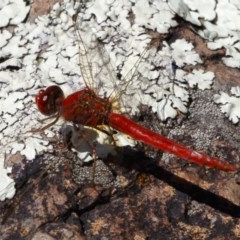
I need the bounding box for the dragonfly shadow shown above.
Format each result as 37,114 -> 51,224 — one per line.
117,147 -> 240,218
149,166 -> 240,218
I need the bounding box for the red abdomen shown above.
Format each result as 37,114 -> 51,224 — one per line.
108,112 -> 237,171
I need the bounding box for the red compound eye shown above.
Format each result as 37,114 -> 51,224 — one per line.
35,85 -> 64,116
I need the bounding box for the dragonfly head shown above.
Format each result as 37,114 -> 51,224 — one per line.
35,85 -> 64,116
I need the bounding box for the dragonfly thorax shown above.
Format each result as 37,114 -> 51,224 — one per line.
60,87 -> 112,127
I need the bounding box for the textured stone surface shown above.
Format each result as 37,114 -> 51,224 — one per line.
0,1 -> 240,240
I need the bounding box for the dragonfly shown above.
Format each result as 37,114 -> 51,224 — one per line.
1,1 -> 238,235
34,3 -> 237,173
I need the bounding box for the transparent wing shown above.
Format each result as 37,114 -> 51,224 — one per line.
73,2 -> 96,91
72,1 -> 197,122
72,0 -> 123,95
72,2 -> 151,114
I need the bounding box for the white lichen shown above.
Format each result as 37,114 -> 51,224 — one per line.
0,0 -> 30,27
183,69 -> 214,90
214,87 -> 240,124
0,157 -> 15,201
0,0 -> 222,201
168,0 -> 216,26
168,0 -> 240,68
69,125 -> 135,163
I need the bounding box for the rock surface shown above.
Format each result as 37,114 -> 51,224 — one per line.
0,1 -> 240,240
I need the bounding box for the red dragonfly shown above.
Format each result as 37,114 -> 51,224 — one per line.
35,7 -> 237,173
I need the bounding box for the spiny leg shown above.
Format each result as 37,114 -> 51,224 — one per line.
71,124 -> 100,184
71,124 -> 119,185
